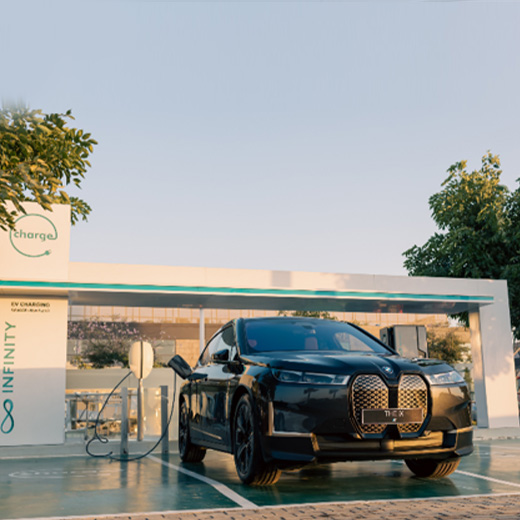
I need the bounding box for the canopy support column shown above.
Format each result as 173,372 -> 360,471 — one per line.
199,308 -> 205,354
469,280 -> 519,428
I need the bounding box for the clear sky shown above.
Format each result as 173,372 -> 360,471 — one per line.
2,0 -> 520,276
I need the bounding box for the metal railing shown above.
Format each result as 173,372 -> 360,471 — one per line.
65,386 -> 170,452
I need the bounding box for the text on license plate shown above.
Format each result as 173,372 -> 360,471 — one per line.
361,408 -> 423,424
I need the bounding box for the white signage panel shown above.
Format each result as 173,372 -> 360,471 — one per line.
0,202 -> 71,282
0,297 -> 68,445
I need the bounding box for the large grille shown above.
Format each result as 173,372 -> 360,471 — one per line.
397,375 -> 428,434
351,374 -> 428,435
352,375 -> 389,434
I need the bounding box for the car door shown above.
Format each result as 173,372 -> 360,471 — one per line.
188,333 -> 219,444
194,325 -> 239,450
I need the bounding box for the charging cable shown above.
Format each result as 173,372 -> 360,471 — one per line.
85,372 -> 177,461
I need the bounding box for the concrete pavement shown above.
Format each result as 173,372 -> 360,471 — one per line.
35,495 -> 520,520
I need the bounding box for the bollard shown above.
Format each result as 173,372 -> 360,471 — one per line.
160,385 -> 169,454
137,379 -> 144,441
120,387 -> 129,457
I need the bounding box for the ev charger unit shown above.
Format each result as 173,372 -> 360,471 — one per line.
380,325 -> 428,359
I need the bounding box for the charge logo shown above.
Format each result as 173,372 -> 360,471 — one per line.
9,214 -> 58,258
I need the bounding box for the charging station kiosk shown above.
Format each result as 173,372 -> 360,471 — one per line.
1,202 -> 519,447
380,325 -> 428,358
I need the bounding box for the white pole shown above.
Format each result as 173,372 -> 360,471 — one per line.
137,378 -> 144,441
160,385 -> 169,454
120,387 -> 129,456
137,341 -> 144,441
199,308 -> 205,354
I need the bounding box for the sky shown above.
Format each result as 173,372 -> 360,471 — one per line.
2,0 -> 520,276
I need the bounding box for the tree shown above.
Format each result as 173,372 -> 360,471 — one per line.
68,319 -> 142,368
0,104 -> 97,231
68,318 -> 172,368
427,329 -> 469,365
278,310 -> 337,320
403,152 -> 520,337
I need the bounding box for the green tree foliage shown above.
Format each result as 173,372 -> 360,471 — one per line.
0,105 -> 97,231
68,318 -> 172,368
68,319 -> 142,368
278,310 -> 337,320
404,152 -> 520,337
427,329 -> 469,365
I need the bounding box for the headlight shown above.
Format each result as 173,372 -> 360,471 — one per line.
272,369 -> 349,385
425,370 -> 465,386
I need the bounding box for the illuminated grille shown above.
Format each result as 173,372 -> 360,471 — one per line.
397,375 -> 428,434
352,375 -> 389,434
351,373 -> 429,435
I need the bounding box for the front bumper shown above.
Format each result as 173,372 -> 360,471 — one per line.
263,426 -> 473,465
262,373 -> 473,466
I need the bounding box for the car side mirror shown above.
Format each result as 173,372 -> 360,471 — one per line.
168,355 -> 193,379
211,349 -> 230,363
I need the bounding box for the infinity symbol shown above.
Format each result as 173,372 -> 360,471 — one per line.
1,399 -> 14,434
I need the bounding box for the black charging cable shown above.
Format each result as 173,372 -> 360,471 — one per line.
85,372 -> 177,461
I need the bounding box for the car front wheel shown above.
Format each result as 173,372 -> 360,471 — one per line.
178,399 -> 206,463
233,394 -> 281,486
405,458 -> 460,478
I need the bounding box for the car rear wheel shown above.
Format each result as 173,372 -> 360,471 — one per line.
179,399 -> 206,463
405,458 -> 460,478
233,394 -> 281,485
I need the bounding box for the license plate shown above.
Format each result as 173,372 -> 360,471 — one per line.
362,408 -> 423,425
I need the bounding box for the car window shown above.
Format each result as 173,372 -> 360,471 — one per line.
199,326 -> 237,366
334,332 -> 375,352
215,326 -> 238,360
243,319 -> 390,354
199,335 -> 220,366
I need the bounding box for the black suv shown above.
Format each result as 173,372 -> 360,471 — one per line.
171,317 -> 472,485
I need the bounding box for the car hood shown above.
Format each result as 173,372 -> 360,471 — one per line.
242,351 -> 452,378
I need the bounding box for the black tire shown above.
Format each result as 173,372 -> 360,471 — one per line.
178,399 -> 206,463
405,458 -> 460,478
233,394 -> 281,486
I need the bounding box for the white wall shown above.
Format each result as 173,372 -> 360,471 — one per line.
0,297 -> 68,445
0,202 -> 70,282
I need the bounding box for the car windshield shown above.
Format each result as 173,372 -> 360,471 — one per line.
243,318 -> 391,354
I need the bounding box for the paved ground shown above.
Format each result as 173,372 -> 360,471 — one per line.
62,495 -> 520,520
1,431 -> 520,520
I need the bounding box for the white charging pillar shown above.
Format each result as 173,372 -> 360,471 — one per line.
470,280 -> 520,428
0,202 -> 71,446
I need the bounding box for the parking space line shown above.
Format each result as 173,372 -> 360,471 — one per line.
478,445 -> 520,452
147,455 -> 258,509
455,469 -> 520,489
